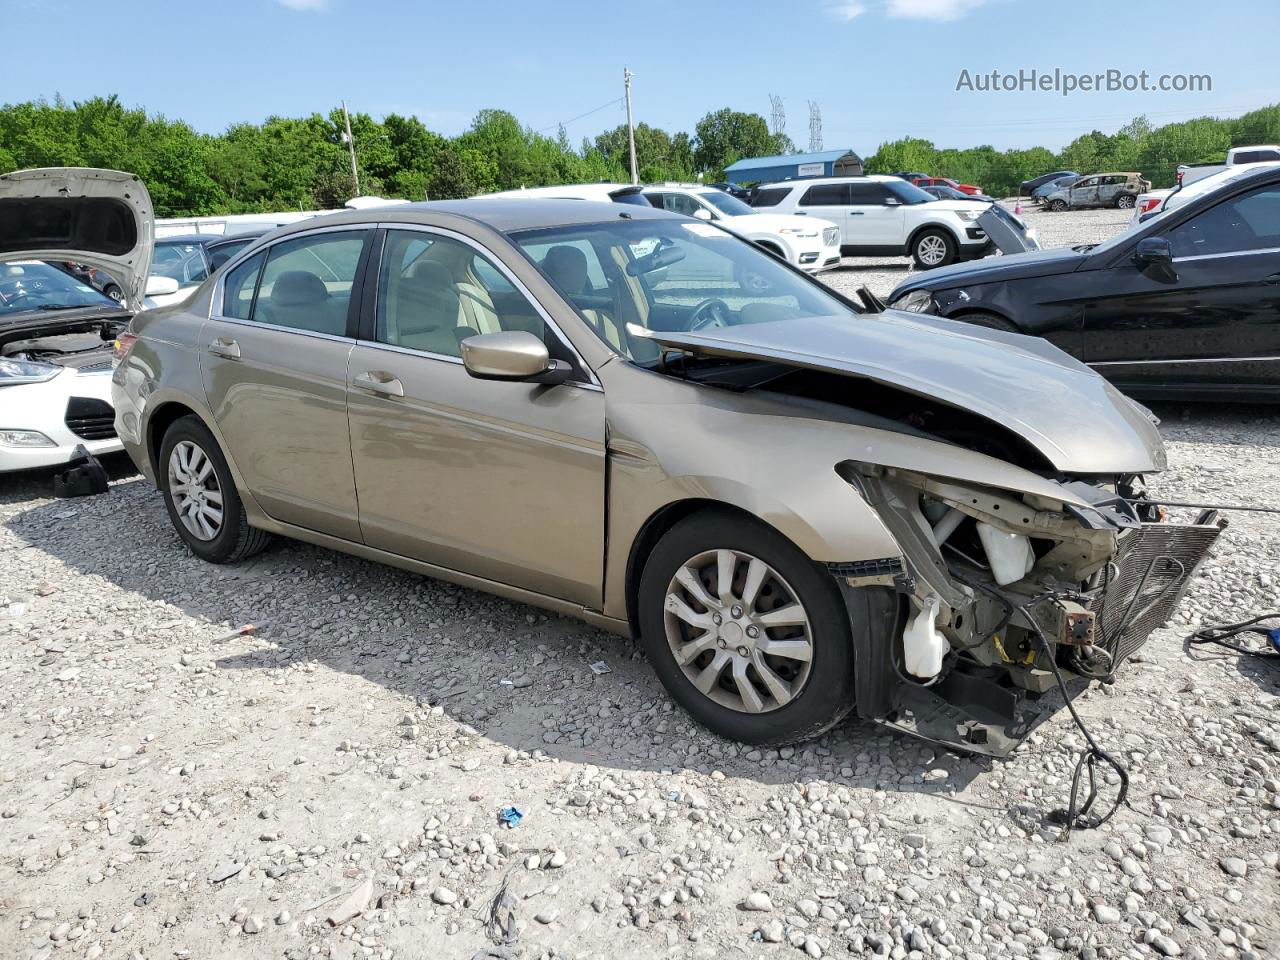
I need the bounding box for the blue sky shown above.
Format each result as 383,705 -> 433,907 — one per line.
7,0 -> 1277,153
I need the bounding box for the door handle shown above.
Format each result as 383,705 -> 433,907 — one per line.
353,371 -> 405,398
208,337 -> 240,359
849,211 -> 865,216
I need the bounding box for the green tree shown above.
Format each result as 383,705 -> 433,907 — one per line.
693,109 -> 775,179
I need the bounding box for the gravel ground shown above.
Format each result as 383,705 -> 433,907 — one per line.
3,208 -> 1279,960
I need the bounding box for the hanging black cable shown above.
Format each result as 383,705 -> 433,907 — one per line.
1188,613 -> 1280,668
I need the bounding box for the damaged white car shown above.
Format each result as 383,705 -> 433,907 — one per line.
0,168 -> 157,471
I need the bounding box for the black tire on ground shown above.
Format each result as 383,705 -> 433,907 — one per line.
104,285 -> 123,302
637,509 -> 860,745
735,256 -> 777,295
954,311 -> 1020,334
910,229 -> 957,269
158,415 -> 271,564
1048,199 -> 1068,212
1115,193 -> 1136,209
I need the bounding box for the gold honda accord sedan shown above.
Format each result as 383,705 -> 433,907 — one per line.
112,198 -> 1220,752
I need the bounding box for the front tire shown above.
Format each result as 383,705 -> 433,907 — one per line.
104,285 -> 123,302
1048,199 -> 1068,212
911,229 -> 956,269
159,416 -> 270,564
954,311 -> 1020,334
637,510 -> 857,745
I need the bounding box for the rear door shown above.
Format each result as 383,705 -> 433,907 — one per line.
1082,182 -> 1280,394
200,228 -> 370,540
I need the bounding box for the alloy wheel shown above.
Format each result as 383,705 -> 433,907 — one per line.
167,440 -> 224,541
917,235 -> 948,266
1117,195 -> 1135,209
663,549 -> 813,714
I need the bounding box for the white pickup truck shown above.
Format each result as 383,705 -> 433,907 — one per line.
1177,145 -> 1280,187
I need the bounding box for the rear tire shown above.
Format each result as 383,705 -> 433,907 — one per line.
1115,194 -> 1136,209
159,416 -> 270,564
911,230 -> 957,269
637,509 -> 857,745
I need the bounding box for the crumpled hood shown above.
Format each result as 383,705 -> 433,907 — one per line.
0,168 -> 155,310
635,312 -> 1166,474
892,244 -> 1084,296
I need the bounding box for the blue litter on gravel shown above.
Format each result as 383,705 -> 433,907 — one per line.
498,805 -> 524,828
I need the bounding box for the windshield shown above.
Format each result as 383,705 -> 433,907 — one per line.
0,261 -> 123,316
885,180 -> 935,205
512,219 -> 852,364
698,190 -> 756,216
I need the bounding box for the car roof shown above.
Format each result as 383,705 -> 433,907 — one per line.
255,198 -> 681,241
756,175 -> 901,189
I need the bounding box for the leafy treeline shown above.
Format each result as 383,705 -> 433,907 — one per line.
2,95 -> 1277,217
867,105 -> 1280,193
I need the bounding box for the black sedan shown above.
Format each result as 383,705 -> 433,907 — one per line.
888,165 -> 1280,401
1019,170 -> 1077,197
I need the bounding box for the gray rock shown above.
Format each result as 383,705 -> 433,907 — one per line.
741,891 -> 773,911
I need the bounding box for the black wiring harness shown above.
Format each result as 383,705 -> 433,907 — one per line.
1188,613 -> 1280,668
952,575 -> 1130,840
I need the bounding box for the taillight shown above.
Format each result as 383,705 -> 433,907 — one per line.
113,332 -> 138,364
1176,171 -> 1184,186
1139,198 -> 1162,213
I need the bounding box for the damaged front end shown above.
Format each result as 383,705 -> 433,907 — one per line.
837,463 -> 1222,757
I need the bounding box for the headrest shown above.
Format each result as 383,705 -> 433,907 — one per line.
541,245 -> 589,293
397,271 -> 460,334
271,270 -> 328,307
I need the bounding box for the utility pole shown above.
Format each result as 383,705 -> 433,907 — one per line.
341,100 -> 361,197
807,101 -> 823,153
623,67 -> 638,185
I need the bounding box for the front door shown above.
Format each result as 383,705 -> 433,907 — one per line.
1071,177 -> 1101,208
199,229 -> 370,541
846,181 -> 906,247
1082,182 -> 1280,394
345,227 -> 607,606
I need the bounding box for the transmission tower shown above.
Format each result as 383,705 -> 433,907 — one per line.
768,94 -> 786,139
807,101 -> 823,152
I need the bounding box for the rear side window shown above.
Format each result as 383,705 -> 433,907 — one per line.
847,184 -> 888,204
220,251 -> 264,320
253,231 -> 367,336
750,188 -> 790,207
1233,149 -> 1280,164
800,184 -> 849,206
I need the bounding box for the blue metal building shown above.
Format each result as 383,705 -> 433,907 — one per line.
723,149 -> 863,186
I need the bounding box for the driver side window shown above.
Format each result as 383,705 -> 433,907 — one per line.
1170,186 -> 1280,258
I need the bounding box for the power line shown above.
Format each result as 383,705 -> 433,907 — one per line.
535,96 -> 624,135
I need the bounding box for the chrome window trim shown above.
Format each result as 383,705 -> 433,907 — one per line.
211,222 -> 375,320
202,314 -> 356,347
372,221 -> 601,388
1090,355 -> 1280,367
1172,245 -> 1280,263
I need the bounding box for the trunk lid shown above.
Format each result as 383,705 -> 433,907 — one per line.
0,168 -> 155,311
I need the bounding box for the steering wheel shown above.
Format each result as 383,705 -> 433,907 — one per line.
688,298 -> 732,332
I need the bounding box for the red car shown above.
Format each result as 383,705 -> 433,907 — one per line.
912,176 -> 983,197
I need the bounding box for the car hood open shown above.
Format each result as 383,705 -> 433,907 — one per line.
0,167 -> 155,311
634,312 -> 1166,475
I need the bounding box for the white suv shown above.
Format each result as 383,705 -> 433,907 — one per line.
752,175 -> 992,268
480,183 -> 841,275
638,184 -> 842,274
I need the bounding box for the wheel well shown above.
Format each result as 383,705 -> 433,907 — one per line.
906,223 -> 956,252
754,240 -> 784,257
947,307 -> 1018,330
145,402 -> 199,477
623,499 -> 768,640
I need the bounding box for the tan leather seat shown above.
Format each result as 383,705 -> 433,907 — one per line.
540,246 -> 622,351
263,270 -> 345,335
394,262 -> 476,356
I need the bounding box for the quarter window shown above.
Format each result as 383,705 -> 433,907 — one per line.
254,231 -> 366,336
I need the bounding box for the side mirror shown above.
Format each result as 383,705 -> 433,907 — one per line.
883,197 -> 902,206
460,331 -> 571,386
692,208 -> 713,221
1132,236 -> 1177,281
145,275 -> 180,296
